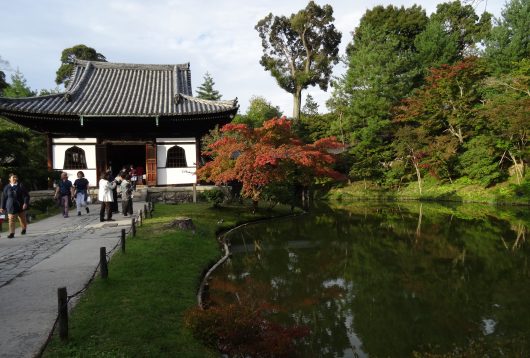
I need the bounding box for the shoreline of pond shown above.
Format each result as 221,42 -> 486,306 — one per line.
326,179 -> 530,207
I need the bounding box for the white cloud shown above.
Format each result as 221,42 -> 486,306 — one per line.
0,0 -> 504,115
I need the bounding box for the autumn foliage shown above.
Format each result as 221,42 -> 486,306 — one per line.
197,117 -> 344,205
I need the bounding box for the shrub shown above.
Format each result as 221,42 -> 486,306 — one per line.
30,198 -> 56,213
202,188 -> 225,208
184,303 -> 309,357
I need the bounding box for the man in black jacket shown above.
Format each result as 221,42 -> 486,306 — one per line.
1,173 -> 30,239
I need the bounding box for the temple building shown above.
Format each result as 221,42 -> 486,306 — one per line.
0,60 -> 239,186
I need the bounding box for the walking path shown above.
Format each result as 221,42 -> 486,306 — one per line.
0,203 -> 144,358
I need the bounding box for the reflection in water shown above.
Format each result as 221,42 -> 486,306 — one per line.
209,202 -> 530,356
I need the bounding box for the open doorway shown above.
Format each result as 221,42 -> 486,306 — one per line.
107,144 -> 146,178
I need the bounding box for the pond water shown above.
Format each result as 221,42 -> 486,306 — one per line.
209,202 -> 530,356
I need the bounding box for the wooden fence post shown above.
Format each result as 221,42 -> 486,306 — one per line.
121,229 -> 126,254
57,287 -> 68,341
100,247 -> 108,279
131,218 -> 136,236
144,204 -> 148,218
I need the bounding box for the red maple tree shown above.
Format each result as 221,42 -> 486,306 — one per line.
197,117 -> 344,210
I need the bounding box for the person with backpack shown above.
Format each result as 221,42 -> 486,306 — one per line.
1,173 -> 30,238
54,172 -> 74,218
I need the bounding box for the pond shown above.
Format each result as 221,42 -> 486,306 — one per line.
209,202 -> 530,357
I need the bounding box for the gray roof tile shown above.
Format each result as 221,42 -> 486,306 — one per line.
0,60 -> 238,117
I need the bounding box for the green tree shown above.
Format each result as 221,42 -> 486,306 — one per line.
302,94 -> 319,116
481,59 -> 530,184
196,72 -> 222,100
415,19 -> 460,70
1,70 -> 48,188
393,57 -> 489,183
331,5 -> 428,182
255,1 -> 341,121
55,44 -> 106,86
232,96 -> 282,128
2,70 -> 35,98
430,0 -> 492,57
0,55 -> 9,95
485,0 -> 530,74
0,71 -> 7,95
458,135 -> 504,186
38,87 -> 62,96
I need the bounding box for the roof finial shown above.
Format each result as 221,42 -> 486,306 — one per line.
174,93 -> 183,105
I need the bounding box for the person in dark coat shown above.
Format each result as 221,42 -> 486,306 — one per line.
0,173 -> 30,239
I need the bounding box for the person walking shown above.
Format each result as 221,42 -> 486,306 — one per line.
120,174 -> 134,216
0,173 -> 30,239
54,172 -> 74,218
98,171 -> 116,222
73,171 -> 90,216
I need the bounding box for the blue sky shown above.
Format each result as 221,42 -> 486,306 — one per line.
0,0 -> 503,115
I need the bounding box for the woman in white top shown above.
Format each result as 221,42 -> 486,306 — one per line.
98,172 -> 116,222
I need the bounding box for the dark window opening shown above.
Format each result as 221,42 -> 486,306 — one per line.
64,146 -> 87,169
166,146 -> 187,167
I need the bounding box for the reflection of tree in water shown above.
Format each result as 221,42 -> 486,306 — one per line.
210,203 -> 530,356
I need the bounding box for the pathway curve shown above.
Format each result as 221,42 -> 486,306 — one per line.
0,203 -> 144,358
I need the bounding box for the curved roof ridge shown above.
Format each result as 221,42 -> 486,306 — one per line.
66,61 -> 95,99
74,59 -> 190,71
0,92 -> 64,102
180,94 -> 237,108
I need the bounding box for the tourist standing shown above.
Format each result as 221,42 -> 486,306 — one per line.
120,174 -> 134,216
109,170 -> 120,214
54,172 -> 74,218
129,165 -> 137,191
98,172 -> 116,222
73,171 -> 90,216
0,173 -> 30,238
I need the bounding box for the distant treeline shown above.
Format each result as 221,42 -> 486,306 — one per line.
295,0 -> 528,190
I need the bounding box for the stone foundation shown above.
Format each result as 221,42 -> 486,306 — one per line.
28,185 -> 222,205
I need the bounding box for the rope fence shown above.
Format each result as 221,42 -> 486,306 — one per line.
35,201 -> 154,357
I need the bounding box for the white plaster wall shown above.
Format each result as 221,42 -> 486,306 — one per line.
53,142 -> 97,186
53,138 -> 97,144
157,168 -> 196,185
156,140 -> 197,185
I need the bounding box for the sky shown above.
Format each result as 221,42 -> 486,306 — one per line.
0,0 -> 504,116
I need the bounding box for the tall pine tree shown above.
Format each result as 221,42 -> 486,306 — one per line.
196,72 -> 222,100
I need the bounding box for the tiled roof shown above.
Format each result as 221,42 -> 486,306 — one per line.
0,60 -> 238,117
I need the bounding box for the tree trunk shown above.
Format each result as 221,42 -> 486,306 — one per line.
414,162 -> 422,195
293,87 -> 302,121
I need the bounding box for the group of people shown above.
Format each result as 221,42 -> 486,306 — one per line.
0,165 -> 140,239
54,167 -> 136,223
98,167 -> 135,222
54,171 -> 90,218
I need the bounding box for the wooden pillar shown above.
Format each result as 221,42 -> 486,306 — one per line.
195,136 -> 201,184
46,134 -> 53,189
145,141 -> 157,186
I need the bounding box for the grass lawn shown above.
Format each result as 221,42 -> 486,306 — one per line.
43,202 -> 294,357
327,176 -> 530,205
